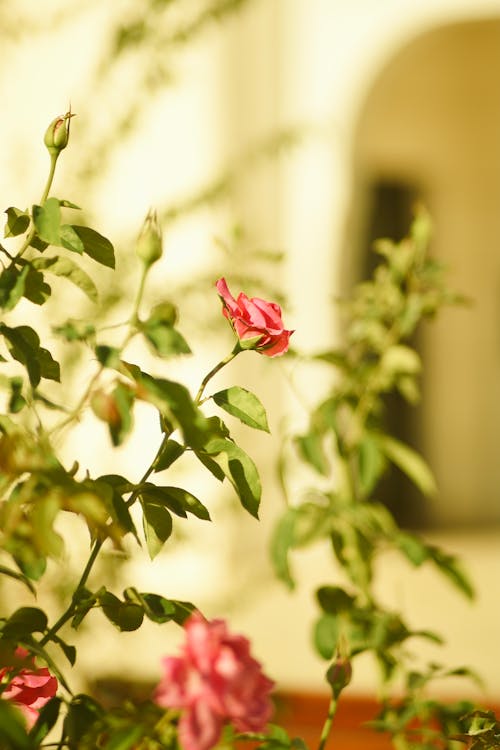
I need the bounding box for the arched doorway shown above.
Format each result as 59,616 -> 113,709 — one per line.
347,19 -> 500,529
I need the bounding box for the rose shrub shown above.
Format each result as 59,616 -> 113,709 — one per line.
154,613 -> 274,750
216,277 -> 293,356
0,647 -> 58,728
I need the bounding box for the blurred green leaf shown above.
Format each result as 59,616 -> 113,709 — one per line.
28,697 -> 61,745
98,590 -> 144,632
0,564 -> 35,594
376,434 -> 437,497
142,319 -> 191,357
33,256 -> 98,303
4,207 -> 30,238
3,607 -> 47,636
270,508 -> 297,589
0,701 -> 31,749
295,432 -> 329,476
314,613 -> 339,660
317,586 -> 355,614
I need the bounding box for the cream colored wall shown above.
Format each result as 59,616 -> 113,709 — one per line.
0,0 -> 500,702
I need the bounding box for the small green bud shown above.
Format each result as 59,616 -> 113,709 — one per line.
44,110 -> 74,155
136,209 -> 163,267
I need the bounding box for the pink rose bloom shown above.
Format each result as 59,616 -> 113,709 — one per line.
154,613 -> 274,750
0,647 -> 58,728
216,278 -> 293,357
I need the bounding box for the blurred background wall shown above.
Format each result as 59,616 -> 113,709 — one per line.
0,0 -> 499,701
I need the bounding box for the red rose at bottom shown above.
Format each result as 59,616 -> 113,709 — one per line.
154,613 -> 274,750
0,647 -> 58,728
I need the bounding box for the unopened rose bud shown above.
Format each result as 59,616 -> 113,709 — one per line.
326,656 -> 352,699
136,210 -> 163,268
44,111 -> 73,155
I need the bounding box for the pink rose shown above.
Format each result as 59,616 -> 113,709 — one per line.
216,278 -> 293,357
154,613 -> 274,750
0,647 -> 58,728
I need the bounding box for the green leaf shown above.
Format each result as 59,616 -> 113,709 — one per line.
33,197 -> 61,245
8,376 -> 26,413
0,701 -> 31,749
376,434 -> 437,497
53,319 -> 96,342
71,588 -> 98,630
29,234 -> 49,252
59,199 -> 81,209
4,207 -> 30,238
60,224 -> 84,254
140,496 -> 173,559
72,225 -> 115,268
154,439 -> 185,471
427,546 -> 475,600
64,695 -> 103,745
295,432 -> 330,476
135,374 -> 214,450
317,586 -> 355,613
0,564 -> 35,594
123,588 -> 195,624
0,324 -> 60,388
143,320 -> 191,357
270,508 -> 297,589
143,485 -> 210,521
204,438 -> 261,518
32,256 -> 98,303
28,697 -> 61,745
314,613 -> 339,660
98,590 -> 144,631
23,266 -> 51,305
4,607 -> 47,636
358,435 -> 386,497
103,726 -> 144,750
212,386 -> 269,432
95,345 -> 121,369
52,634 -> 77,666
38,347 -> 61,383
0,266 -> 29,311
109,383 -> 135,446
396,532 -> 430,566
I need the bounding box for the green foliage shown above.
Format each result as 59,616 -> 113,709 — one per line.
0,113 -> 282,749
272,211 -> 483,748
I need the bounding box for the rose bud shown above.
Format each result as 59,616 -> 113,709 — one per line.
44,111 -> 73,155
136,209 -> 163,268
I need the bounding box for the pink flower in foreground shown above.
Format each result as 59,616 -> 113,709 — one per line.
216,278 -> 293,357
0,647 -> 58,728
154,613 -> 274,750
